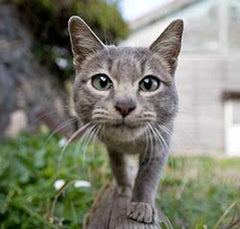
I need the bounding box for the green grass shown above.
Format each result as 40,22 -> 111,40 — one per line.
0,130 -> 239,228
159,156 -> 240,228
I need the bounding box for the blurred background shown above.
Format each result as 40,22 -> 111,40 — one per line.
0,0 -> 239,228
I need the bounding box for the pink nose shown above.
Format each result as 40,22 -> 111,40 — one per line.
115,100 -> 136,117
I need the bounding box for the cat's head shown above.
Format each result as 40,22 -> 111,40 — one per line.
68,16 -> 183,142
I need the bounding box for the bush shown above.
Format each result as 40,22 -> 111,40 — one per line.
7,0 -> 129,82
0,131 -> 111,228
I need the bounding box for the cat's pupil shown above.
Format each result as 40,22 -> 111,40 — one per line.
144,78 -> 152,90
100,76 -> 108,88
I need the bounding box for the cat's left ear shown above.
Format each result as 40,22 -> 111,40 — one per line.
68,16 -> 105,66
150,19 -> 184,71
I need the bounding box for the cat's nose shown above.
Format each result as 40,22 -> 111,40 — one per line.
115,100 -> 136,117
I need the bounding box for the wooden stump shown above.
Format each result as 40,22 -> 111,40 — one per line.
83,183 -> 163,229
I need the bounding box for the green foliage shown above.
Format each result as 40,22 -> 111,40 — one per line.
8,0 -> 129,81
0,133 -> 239,228
0,131 -> 111,228
160,156 -> 240,228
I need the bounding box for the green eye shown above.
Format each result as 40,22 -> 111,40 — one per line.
92,74 -> 113,90
139,76 -> 160,92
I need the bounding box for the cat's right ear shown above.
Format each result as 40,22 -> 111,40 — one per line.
68,16 -> 105,66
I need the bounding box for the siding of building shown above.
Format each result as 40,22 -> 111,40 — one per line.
174,54 -> 240,155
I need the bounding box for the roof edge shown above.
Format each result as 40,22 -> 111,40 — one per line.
129,0 -> 201,32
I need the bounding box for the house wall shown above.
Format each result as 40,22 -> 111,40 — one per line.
173,54 -> 240,155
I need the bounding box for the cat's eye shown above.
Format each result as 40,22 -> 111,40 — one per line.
92,74 -> 113,90
139,76 -> 160,92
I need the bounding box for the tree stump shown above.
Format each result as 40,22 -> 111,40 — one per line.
83,183 -> 163,229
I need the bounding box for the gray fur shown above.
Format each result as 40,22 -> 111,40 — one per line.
68,16 -> 183,224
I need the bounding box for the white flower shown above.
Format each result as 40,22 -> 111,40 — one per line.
54,179 -> 65,190
58,138 -> 67,148
74,180 -> 91,188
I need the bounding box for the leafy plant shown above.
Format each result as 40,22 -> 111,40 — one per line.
7,0 -> 129,82
0,131 -> 111,228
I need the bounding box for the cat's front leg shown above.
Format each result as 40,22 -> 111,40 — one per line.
127,144 -> 168,224
108,148 -> 132,196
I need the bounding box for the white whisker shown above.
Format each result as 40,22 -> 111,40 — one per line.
35,105 -> 75,121
82,125 -> 99,161
57,122 -> 90,171
148,122 -> 170,154
156,124 -> 176,166
45,117 -> 76,143
74,124 -> 102,161
158,124 -> 172,136
90,125 -> 102,155
73,124 -> 96,157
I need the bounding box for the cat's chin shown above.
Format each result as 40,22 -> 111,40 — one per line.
103,124 -> 146,142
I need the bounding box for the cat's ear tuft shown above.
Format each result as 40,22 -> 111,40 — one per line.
150,19 -> 184,70
68,16 -> 105,65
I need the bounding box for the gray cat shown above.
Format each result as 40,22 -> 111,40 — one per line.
68,16 -> 183,224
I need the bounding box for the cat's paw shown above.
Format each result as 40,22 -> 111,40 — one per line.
127,202 -> 156,224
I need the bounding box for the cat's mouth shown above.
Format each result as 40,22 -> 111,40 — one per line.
109,118 -> 143,129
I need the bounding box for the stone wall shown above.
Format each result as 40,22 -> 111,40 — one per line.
0,4 -> 70,139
